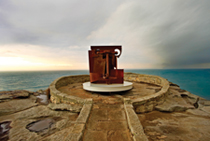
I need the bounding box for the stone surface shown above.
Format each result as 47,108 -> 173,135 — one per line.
186,108 -> 210,117
47,103 -> 82,113
68,124 -> 85,141
83,103 -> 133,141
0,92 -> 78,141
50,73 -> 169,107
155,97 -> 195,112
0,95 -> 38,116
58,82 -> 162,102
0,90 -> 30,102
169,81 -> 180,87
76,102 -> 92,123
198,99 -> 210,106
0,105 -> 78,141
1,73 -> 210,141
50,75 -> 89,104
41,126 -> 74,141
135,102 -> 155,113
0,121 -> 11,141
138,111 -> 210,141
137,83 -> 210,141
155,86 -> 197,112
83,130 -> 107,141
124,103 -> 148,141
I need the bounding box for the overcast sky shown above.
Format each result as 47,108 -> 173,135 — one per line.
0,0 -> 210,71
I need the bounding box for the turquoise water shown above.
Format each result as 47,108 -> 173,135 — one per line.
0,69 -> 209,100
0,70 -> 89,92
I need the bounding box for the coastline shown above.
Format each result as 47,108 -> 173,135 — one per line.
0,73 -> 210,140
1,69 -> 209,100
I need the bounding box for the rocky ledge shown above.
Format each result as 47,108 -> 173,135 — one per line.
0,90 -> 79,141
138,82 -> 210,141
0,75 -> 210,141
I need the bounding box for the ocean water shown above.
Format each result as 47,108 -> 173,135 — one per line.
0,70 -> 89,92
0,69 -> 209,100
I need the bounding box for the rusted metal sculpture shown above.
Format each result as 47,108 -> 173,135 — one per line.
89,46 -> 123,84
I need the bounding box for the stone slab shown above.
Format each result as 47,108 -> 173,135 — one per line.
124,102 -> 148,141
0,98 -> 38,116
108,109 -> 126,120
76,102 -> 93,124
96,121 -> 128,130
47,103 -> 82,113
83,130 -> 107,141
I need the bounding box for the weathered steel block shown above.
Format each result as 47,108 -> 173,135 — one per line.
89,46 -> 123,84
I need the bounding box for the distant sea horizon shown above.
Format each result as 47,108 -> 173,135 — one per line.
1,68 -> 210,72
0,69 -> 209,100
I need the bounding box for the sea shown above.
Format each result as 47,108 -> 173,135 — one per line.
0,69 -> 209,100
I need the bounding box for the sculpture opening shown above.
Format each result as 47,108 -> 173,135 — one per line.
83,45 -> 133,92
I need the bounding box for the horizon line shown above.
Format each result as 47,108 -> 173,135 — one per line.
0,68 -> 210,72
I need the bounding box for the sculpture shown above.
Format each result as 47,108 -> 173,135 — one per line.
88,46 -> 123,84
83,45 -> 132,92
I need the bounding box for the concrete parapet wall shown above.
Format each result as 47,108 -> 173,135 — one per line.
124,73 -> 163,86
49,75 -> 89,104
55,75 -> 90,89
50,73 -> 170,114
124,73 -> 170,113
124,98 -> 148,141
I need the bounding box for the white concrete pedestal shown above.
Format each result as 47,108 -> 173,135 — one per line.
83,81 -> 133,92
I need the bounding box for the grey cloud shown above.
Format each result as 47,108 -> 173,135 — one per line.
149,1 -> 210,68
1,0 -> 210,69
123,0 -> 210,68
0,0 -> 125,47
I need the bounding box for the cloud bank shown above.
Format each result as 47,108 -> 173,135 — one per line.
0,0 -> 210,70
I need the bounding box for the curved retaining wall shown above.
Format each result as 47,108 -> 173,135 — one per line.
124,73 -> 170,113
50,73 -> 170,113
49,75 -> 90,104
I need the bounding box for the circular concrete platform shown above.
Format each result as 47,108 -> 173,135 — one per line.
49,73 -> 170,112
83,81 -> 133,92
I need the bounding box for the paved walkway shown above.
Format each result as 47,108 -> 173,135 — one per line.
83,102 -> 132,141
